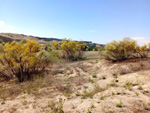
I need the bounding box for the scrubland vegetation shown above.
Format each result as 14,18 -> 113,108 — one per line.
100,38 -> 150,62
1,38 -> 150,113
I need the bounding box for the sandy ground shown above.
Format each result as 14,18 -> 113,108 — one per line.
1,58 -> 150,113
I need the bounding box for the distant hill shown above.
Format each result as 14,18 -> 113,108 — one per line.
0,33 -> 104,47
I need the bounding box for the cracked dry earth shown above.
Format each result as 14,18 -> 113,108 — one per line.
1,58 -> 150,113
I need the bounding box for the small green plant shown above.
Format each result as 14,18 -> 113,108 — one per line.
45,110 -> 49,113
22,100 -> 28,106
112,73 -> 118,78
124,82 -> 133,90
81,95 -> 87,99
116,92 -> 121,95
116,101 -> 122,108
76,92 -> 80,96
138,85 -> 143,90
110,81 -> 118,87
66,82 -> 71,94
87,109 -> 92,113
95,59 -> 98,63
135,92 -> 139,96
143,104 -> 150,110
100,95 -> 104,100
1,101 -> 5,105
90,103 -> 95,109
88,78 -> 94,83
81,83 -> 106,99
92,73 -> 97,78
48,98 -> 64,113
112,91 -> 115,95
121,90 -> 126,95
102,75 -> 106,80
26,87 -> 32,94
84,86 -> 88,89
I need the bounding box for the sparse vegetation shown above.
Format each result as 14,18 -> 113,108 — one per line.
116,101 -> 122,108
92,73 -> 97,78
112,73 -> 118,78
102,75 -> 106,79
48,98 -> 64,113
88,78 -> 94,83
81,83 -> 107,99
110,80 -> 118,87
0,37 -> 150,113
87,109 -> 92,113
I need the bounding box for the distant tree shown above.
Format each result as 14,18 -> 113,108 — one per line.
86,45 -> 94,51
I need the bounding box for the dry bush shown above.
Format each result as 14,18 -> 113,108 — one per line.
0,40 -> 58,82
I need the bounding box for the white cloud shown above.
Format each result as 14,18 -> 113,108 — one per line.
0,20 -> 15,29
0,20 -> 15,33
131,37 -> 150,46
90,30 -> 96,32
0,20 -> 5,26
131,37 -> 146,40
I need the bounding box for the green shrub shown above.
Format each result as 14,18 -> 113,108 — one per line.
86,46 -> 94,51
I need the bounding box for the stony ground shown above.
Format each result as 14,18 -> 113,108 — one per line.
1,52 -> 150,113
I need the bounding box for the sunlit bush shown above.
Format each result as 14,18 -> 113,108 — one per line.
52,41 -> 60,50
101,38 -> 150,62
53,39 -> 86,61
44,42 -> 61,58
135,45 -> 148,58
0,40 -> 57,82
101,38 -> 136,61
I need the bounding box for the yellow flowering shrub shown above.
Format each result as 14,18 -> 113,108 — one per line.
54,39 -> 86,61
0,40 -> 56,82
44,42 -> 61,59
101,38 -> 150,62
149,43 -> 150,49
52,41 -> 60,50
102,38 -> 136,61
135,45 -> 148,58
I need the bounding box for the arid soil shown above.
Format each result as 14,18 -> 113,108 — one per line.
1,57 -> 150,113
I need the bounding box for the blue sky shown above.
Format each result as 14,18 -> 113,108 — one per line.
0,0 -> 150,45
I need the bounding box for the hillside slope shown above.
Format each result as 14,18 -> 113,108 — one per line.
0,33 -> 104,47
